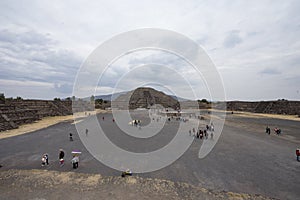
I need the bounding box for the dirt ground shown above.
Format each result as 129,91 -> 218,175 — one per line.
0,169 -> 273,200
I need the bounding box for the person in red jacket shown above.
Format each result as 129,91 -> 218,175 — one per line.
296,148 -> 300,162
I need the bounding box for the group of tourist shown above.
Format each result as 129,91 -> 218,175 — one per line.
41,149 -> 80,169
132,119 -> 141,126
41,132 -> 81,169
265,126 -> 282,135
189,124 -> 214,140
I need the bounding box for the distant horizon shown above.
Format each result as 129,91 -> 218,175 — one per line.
2,89 -> 299,102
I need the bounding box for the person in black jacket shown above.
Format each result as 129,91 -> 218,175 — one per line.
59,149 -> 65,166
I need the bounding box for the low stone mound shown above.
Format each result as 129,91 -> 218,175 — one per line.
0,169 -> 274,200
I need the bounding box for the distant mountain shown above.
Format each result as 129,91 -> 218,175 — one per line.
95,91 -> 188,102
169,95 -> 190,102
94,91 -> 127,101
95,91 -> 189,102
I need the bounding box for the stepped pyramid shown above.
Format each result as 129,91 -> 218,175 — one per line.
112,87 -> 180,110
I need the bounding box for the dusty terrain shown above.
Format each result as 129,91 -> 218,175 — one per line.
0,169 -> 272,200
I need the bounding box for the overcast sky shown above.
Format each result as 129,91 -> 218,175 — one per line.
0,0 -> 300,101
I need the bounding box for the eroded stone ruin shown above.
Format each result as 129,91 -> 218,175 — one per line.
0,99 -> 72,132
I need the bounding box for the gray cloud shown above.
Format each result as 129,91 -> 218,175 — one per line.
54,83 -> 73,94
223,30 -> 243,48
260,68 -> 281,75
0,28 -> 82,97
0,1 -> 300,100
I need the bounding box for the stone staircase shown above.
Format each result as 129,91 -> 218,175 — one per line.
0,99 -> 73,132
224,100 -> 300,115
113,87 -> 180,110
254,101 -> 271,113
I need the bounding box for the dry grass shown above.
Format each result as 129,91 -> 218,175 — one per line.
232,111 -> 300,121
208,109 -> 300,121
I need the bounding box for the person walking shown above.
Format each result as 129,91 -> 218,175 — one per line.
85,128 -> 88,136
266,126 -> 271,135
59,149 -> 65,166
69,133 -> 73,141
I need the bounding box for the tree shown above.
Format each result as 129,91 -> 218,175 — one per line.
95,98 -> 103,104
198,99 -> 209,104
0,93 -> 5,104
90,95 -> 95,102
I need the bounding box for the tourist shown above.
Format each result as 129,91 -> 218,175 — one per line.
200,130 -> 203,139
85,128 -> 88,136
266,126 -> 271,135
210,132 -> 214,140
121,169 -> 132,177
71,155 -> 79,169
45,153 -> 49,165
41,153 -> 48,166
69,133 -> 73,141
41,155 -> 46,166
274,128 -> 281,135
296,148 -> 300,162
59,149 -> 65,166
204,130 -> 208,139
102,116 -> 104,121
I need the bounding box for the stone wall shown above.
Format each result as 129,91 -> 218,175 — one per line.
0,99 -> 73,132
225,100 -> 300,115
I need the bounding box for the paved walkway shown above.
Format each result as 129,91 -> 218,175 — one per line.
0,112 -> 299,199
